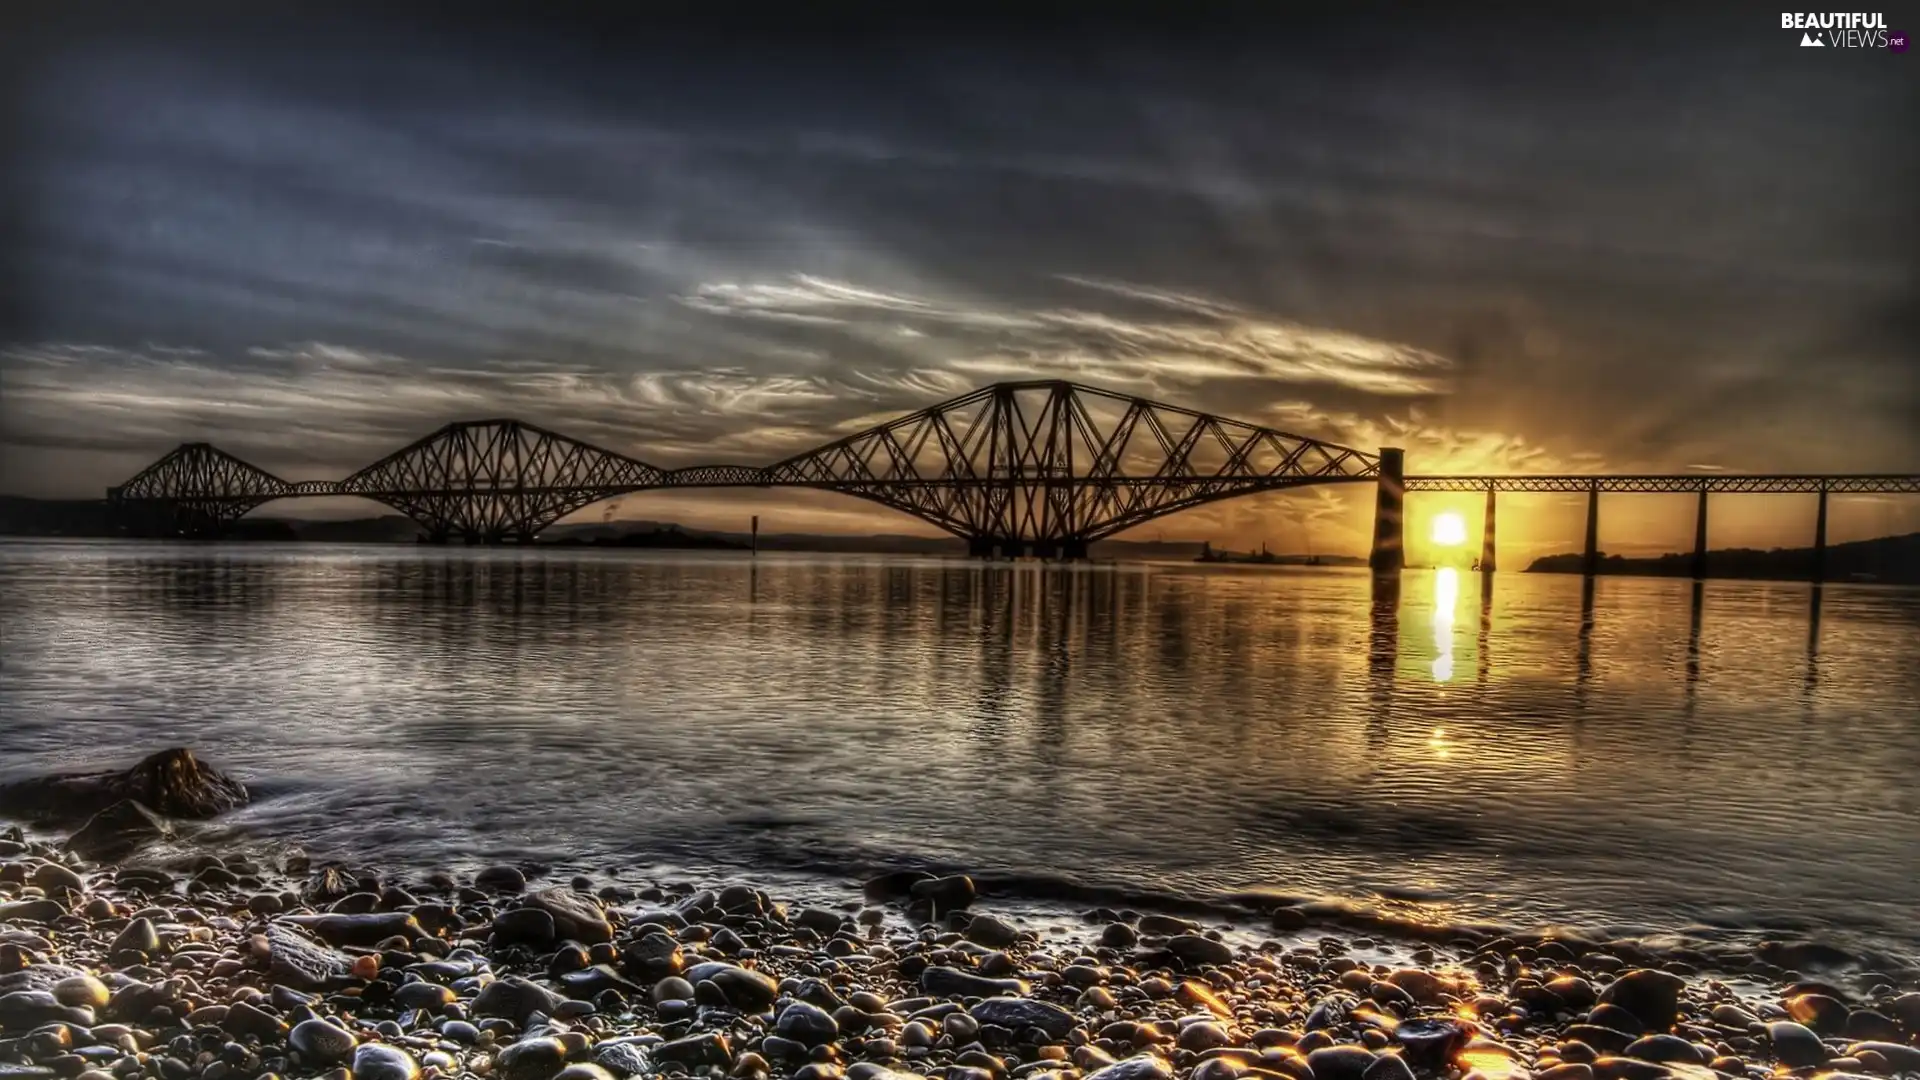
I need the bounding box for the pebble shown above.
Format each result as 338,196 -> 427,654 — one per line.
350,1043 -> 420,1080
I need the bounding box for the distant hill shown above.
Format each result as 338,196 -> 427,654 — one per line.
1526,532 -> 1920,584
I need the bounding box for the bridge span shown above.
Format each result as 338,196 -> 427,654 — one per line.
105,379 -> 1918,578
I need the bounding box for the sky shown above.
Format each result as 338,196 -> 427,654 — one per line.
2,7 -> 1916,560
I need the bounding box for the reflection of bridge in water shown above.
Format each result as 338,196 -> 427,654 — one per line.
107,379 -> 1920,578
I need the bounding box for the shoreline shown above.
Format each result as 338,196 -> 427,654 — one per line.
5,822 -> 1920,1080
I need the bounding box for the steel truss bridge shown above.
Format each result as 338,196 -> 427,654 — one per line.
107,379 -> 1919,571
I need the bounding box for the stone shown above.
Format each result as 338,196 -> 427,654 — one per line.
921,966 -> 1027,998
593,1039 -> 654,1077
1765,1022 -> 1827,1069
28,863 -> 84,896
0,748 -> 247,825
496,1037 -> 568,1080
908,875 -> 976,912
112,917 -> 161,956
1623,1036 -> 1704,1064
1597,970 -> 1685,1032
222,999 -> 286,1041
964,915 -> 1020,949
0,899 -> 65,924
51,975 -> 109,1010
492,909 -> 558,946
278,913 -> 422,947
654,1032 -> 732,1069
1361,1056 -> 1416,1080
1084,1056 -> 1173,1080
1177,1022 -> 1232,1052
351,1043 -> 421,1080
1306,1046 -> 1378,1080
969,997 -> 1076,1040
1166,935 -> 1234,969
554,1068 -> 617,1080
1392,1019 -> 1468,1067
474,976 -> 567,1024
1100,923 -> 1139,949
684,963 -> 778,1012
621,933 -> 685,983
1138,914 -> 1199,936
476,866 -> 528,894
289,1019 -> 358,1063
777,1001 -> 840,1047
265,924 -> 354,990
65,800 -> 172,862
1384,969 -> 1444,1004
1845,1042 -> 1920,1072
1786,994 -> 1849,1035
524,888 -> 613,944
0,989 -> 92,1030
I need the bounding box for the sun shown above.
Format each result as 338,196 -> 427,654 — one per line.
1432,511 -> 1468,547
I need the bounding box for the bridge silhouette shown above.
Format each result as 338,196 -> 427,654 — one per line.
107,379 -> 1919,577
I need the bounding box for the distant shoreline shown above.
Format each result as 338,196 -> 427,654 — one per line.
1523,532 -> 1920,585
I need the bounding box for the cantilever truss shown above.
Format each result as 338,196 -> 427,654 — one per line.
336,420 -> 666,541
109,444 -> 297,534
104,381 -> 1380,546
766,381 -> 1379,553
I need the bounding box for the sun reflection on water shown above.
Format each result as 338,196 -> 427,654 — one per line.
1432,567 -> 1458,683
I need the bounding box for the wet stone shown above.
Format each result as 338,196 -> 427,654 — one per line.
497,1036 -> 569,1080
1597,971 -> 1685,1032
289,1019 -> 357,1064
1306,1046 -> 1378,1080
474,976 -> 567,1024
265,925 -> 353,991
350,1043 -> 420,1080
777,1001 -> 840,1047
969,997 -> 1077,1040
1083,1056 -> 1174,1080
1766,1022 -> 1828,1068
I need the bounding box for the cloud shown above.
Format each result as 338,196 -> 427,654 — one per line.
681,274 -> 1455,397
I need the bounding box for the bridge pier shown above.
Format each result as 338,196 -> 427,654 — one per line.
1581,484 -> 1600,576
1479,485 -> 1497,573
1368,447 -> 1405,572
1691,488 -> 1709,580
1811,487 -> 1829,583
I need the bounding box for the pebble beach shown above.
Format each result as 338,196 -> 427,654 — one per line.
2,753 -> 1918,1080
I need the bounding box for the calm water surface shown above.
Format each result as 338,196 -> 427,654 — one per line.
2,541 -> 1916,963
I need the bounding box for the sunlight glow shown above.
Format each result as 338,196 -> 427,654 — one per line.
1431,568 -> 1458,683
1432,511 -> 1468,546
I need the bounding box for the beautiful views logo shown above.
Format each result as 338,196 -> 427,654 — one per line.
1781,11 -> 1905,47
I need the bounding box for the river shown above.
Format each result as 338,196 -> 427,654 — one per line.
1,540 -> 1915,967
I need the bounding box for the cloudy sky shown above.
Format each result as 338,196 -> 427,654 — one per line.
2,7 -> 1915,556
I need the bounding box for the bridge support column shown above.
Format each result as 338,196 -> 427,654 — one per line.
1692,488 -> 1709,580
1581,484 -> 1600,576
1811,487 -> 1829,583
1479,485 -> 1497,573
1368,447 -> 1405,572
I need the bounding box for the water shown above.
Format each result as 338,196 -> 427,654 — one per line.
2,540 -> 1916,965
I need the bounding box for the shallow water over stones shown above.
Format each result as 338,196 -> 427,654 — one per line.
1,542 -> 1917,966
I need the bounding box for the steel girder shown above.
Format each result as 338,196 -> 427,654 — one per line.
333,420 -> 667,541
1403,475 -> 1920,494
103,379 -> 1920,545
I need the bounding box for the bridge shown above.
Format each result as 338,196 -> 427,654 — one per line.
106,379 -> 1919,578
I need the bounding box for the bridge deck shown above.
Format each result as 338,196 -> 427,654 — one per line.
1402,475 -> 1920,494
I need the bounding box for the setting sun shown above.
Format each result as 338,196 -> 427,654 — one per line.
1432,511 -> 1468,547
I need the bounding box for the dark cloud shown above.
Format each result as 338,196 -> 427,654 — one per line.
1,6 -> 1915,549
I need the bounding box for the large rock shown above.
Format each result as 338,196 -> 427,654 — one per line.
0,749 -> 247,825
523,887 -> 613,944
65,800 -> 172,862
264,924 -> 355,990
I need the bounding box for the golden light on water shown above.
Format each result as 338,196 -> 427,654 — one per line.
1431,511 -> 1468,547
1431,568 -> 1458,682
